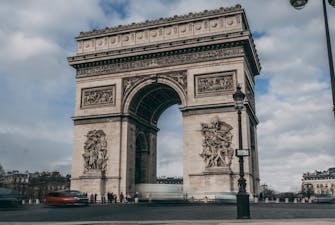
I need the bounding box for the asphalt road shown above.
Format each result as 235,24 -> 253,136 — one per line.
0,203 -> 335,222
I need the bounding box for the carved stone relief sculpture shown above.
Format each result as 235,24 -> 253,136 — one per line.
200,117 -> 234,169
82,130 -> 108,173
195,71 -> 235,97
81,85 -> 115,108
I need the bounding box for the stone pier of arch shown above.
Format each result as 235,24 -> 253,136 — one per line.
68,4 -> 261,202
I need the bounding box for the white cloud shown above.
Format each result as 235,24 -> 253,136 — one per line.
0,32 -> 60,62
0,122 -> 73,145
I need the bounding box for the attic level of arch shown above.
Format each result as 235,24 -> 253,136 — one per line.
68,37 -> 260,78
69,30 -> 256,62
77,5 -> 244,39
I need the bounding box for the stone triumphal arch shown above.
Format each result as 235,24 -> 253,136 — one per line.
68,5 -> 261,201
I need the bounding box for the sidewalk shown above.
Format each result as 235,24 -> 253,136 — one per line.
2,219 -> 335,225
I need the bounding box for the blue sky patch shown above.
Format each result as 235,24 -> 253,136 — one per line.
255,77 -> 270,96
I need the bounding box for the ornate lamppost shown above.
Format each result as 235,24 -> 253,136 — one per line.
290,0 -> 335,118
233,84 -> 250,219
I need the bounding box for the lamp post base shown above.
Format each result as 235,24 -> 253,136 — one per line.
236,192 -> 250,219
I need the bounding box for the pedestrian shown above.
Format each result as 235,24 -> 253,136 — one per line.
113,194 -> 117,203
126,193 -> 132,203
107,192 -> 111,203
110,192 -> 114,203
94,193 -> 97,203
90,193 -> 94,204
119,192 -> 124,203
125,193 -> 128,203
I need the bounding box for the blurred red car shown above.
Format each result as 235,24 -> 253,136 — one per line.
45,190 -> 88,206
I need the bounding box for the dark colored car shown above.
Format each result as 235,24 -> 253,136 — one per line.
0,188 -> 22,207
45,190 -> 89,206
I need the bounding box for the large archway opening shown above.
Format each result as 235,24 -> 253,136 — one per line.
156,105 -> 183,178
128,82 -> 183,187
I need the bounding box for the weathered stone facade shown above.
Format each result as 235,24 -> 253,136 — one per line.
68,4 -> 261,200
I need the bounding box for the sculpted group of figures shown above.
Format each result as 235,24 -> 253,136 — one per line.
198,75 -> 234,94
200,117 -> 234,169
82,88 -> 114,107
82,130 -> 108,172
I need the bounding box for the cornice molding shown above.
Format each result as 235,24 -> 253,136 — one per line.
77,5 -> 243,39
68,32 -> 249,64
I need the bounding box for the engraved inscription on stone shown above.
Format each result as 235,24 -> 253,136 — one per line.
81,85 -> 115,108
200,117 -> 234,169
82,130 -> 108,173
195,71 -> 235,97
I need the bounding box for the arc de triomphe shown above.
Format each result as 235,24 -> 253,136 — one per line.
68,4 -> 261,200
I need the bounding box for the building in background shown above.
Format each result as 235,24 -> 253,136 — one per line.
1,170 -> 29,196
0,164 -> 70,201
25,171 -> 71,200
301,167 -> 335,197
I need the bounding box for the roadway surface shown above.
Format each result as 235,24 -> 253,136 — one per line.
0,203 -> 335,222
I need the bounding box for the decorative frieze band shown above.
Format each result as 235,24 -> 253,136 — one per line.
76,46 -> 244,77
195,71 -> 235,97
81,85 -> 116,108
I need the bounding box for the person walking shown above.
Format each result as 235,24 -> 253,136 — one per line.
126,193 -> 132,203
90,193 -> 94,204
113,194 -> 117,203
119,192 -> 124,203
107,192 -> 113,203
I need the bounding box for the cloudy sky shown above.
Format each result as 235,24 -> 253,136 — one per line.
0,0 -> 334,192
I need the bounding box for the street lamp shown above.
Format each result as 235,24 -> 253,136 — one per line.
290,0 -> 335,118
233,84 -> 250,219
